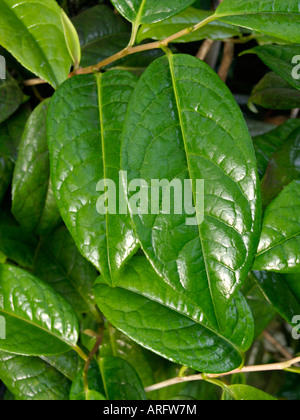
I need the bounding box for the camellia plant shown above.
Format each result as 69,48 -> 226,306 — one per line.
0,0 -> 299,402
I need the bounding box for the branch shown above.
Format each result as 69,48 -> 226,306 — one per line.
144,356 -> 300,393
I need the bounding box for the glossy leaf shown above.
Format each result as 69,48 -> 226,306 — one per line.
0,265 -> 79,356
0,210 -> 37,269
33,225 -> 98,317
72,5 -> 130,67
0,0 -> 73,88
0,73 -> 23,124
12,100 -> 61,236
74,390 -> 106,401
61,9 -> 81,69
94,256 -> 254,374
0,351 -> 71,400
110,0 -> 195,24
0,104 -> 30,203
252,270 -> 300,326
137,8 -> 240,44
253,119 -> 300,178
249,72 -> 300,110
99,357 -> 147,400
215,0 -> 300,44
253,181 -> 300,273
261,127 -> 300,207
223,384 -> 277,400
121,54 -> 261,330
243,44 -> 300,91
47,71 -> 139,284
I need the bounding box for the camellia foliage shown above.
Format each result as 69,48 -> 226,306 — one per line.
0,0 -> 299,401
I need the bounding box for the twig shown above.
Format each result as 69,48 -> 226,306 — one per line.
263,331 -> 294,361
144,356 -> 300,393
196,39 -> 214,60
82,332 -> 103,397
218,42 -> 235,82
23,78 -> 47,87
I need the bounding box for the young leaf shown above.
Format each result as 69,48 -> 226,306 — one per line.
110,0 -> 195,24
12,100 -> 61,236
0,351 -> 72,400
99,357 -> 147,400
252,270 -> 300,326
0,73 -> 23,124
222,384 -> 277,400
33,225 -> 98,317
47,71 -> 139,285
249,73 -> 300,110
243,44 -> 300,91
215,0 -> 300,44
61,9 -> 81,70
0,210 -> 37,269
94,256 -> 254,374
253,119 -> 300,178
0,0 -> 73,88
72,5 -> 130,67
137,8 -> 240,44
253,181 -> 300,273
0,104 -> 30,203
261,127 -> 300,207
121,54 -> 261,330
0,265 -> 79,356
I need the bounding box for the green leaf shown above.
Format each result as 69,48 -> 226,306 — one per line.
249,73 -> 300,110
99,356 -> 147,400
253,119 -> 300,178
223,384 -> 277,400
0,351 -> 71,400
74,390 -> 106,401
94,256 -> 254,374
0,73 -> 23,124
70,360 -> 105,400
215,0 -> 300,44
0,0 -> 73,88
72,5 -> 130,68
47,71 -> 139,284
61,9 -> 81,70
100,323 -> 155,388
253,181 -> 300,273
242,273 -> 276,338
0,210 -> 37,269
12,100 -> 61,236
261,127 -> 300,207
0,264 -> 79,356
243,44 -> 300,91
252,270 -> 300,326
0,104 -> 30,203
110,0 -> 195,24
33,225 -> 98,317
121,54 -> 261,330
137,8 -> 240,44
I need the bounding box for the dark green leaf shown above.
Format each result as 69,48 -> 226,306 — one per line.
0,73 -> 23,124
243,44 -> 300,90
99,356 -> 146,400
33,225 -> 99,317
261,127 -> 300,207
121,54 -> 261,330
94,256 -> 254,374
47,71 -> 139,284
252,270 -> 300,326
0,210 -> 37,269
70,360 -> 105,400
253,119 -> 300,178
249,72 -> 300,110
72,5 -> 130,67
137,8 -> 240,43
0,104 -> 30,203
0,0 -> 73,88
253,181 -> 300,273
0,265 -> 79,356
12,100 -> 61,236
215,0 -> 300,44
0,351 -> 71,400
